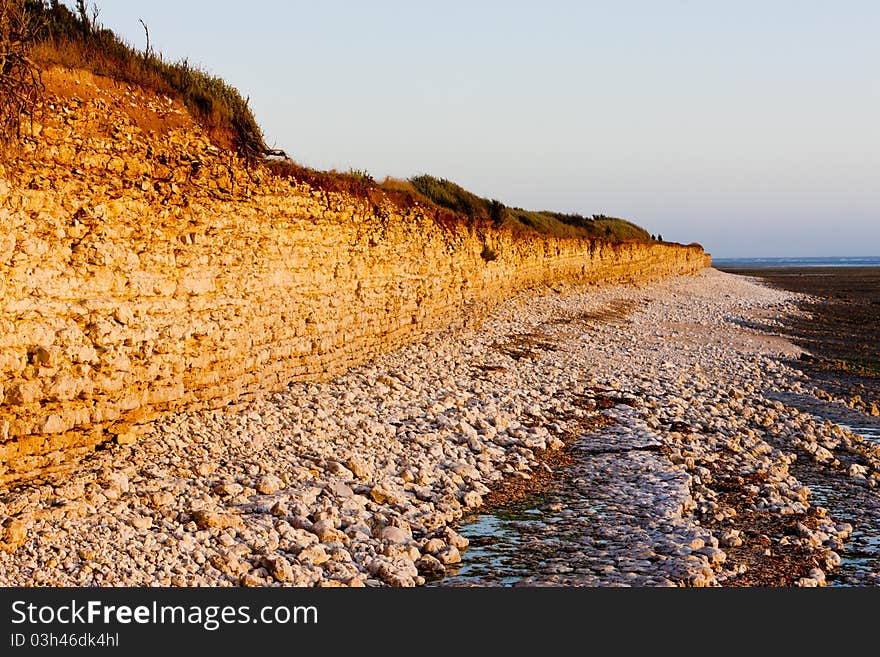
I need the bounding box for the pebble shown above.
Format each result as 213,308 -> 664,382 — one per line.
192,510 -> 239,530
256,475 -> 284,495
435,546 -> 462,565
297,544 -> 329,566
416,554 -> 446,576
130,516 -> 152,531
379,526 -> 411,544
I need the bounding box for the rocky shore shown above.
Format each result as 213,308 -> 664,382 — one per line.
1,269 -> 877,586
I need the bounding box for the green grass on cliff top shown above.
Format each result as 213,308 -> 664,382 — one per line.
407,174 -> 650,242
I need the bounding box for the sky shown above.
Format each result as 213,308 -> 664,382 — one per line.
70,1 -> 878,257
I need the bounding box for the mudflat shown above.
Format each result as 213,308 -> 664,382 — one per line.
717,266 -> 880,412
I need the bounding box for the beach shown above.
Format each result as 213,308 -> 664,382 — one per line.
1,268 -> 877,586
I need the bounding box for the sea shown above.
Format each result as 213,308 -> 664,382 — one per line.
713,256 -> 880,268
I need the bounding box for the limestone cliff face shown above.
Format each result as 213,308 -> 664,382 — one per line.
0,68 -> 710,477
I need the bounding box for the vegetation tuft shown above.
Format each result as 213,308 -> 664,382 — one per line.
408,174 -> 650,241
0,0 -> 42,142
480,243 -> 499,262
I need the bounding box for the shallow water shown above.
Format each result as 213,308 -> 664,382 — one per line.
768,392 -> 880,586
438,419 -> 699,587
439,506 -> 556,587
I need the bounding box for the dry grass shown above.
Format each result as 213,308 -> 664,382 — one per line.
17,1 -> 275,162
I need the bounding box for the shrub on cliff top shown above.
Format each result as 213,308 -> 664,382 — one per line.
0,0 -> 42,143
408,174 -> 650,242
14,1 -> 278,162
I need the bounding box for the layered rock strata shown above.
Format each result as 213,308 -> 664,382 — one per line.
0,68 -> 709,476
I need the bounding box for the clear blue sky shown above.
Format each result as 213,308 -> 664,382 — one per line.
74,1 -> 878,257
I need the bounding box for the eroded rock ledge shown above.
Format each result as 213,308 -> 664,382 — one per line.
0,67 -> 709,479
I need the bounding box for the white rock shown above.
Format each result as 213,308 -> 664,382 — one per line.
416,554 -> 446,576
435,545 -> 461,565
442,528 -> 469,550
297,544 -> 329,566
256,475 -> 284,495
461,491 -> 482,508
131,516 -> 152,531
379,526 -> 411,544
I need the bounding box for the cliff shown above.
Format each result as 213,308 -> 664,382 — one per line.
0,67 -> 710,480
